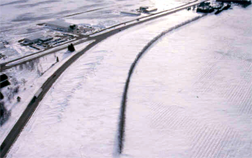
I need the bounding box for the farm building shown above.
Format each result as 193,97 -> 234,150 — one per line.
45,20 -> 77,32
19,35 -> 53,46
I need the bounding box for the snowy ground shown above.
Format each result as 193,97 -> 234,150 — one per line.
0,0 -> 194,153
123,5 -> 252,158
7,9 -> 201,158
0,40 -> 94,146
0,0 -> 194,146
3,2 -> 252,158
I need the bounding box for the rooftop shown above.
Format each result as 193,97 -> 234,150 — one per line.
46,20 -> 75,29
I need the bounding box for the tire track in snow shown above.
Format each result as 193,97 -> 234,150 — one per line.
212,129 -> 239,158
146,103 -> 239,158
199,126 -> 230,158
193,57 -> 221,86
160,109 -> 184,129
190,126 -> 214,157
192,125 -> 238,158
194,57 -> 252,115
192,55 -> 225,94
236,84 -> 248,110
199,126 -> 226,158
189,123 -> 208,146
193,126 -> 220,158
239,83 -> 252,114
214,128 -> 234,158
226,132 -> 242,157
186,120 -> 201,136
227,79 -> 243,104
230,79 -> 252,114
238,87 -> 249,112
148,103 -> 237,158
134,102 -> 242,157
207,129 -> 232,157
168,112 -> 187,129
245,98 -> 252,114
198,127 -> 222,158
151,106 -> 181,129
117,14 -> 207,154
225,63 -> 252,114
148,103 -> 184,130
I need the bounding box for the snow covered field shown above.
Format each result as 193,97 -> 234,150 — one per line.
0,0 -> 192,148
1,1 -> 252,158
7,9 -> 201,158
123,5 -> 252,158
0,40 -> 94,147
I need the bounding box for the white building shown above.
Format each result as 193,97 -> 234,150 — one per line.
45,20 -> 77,32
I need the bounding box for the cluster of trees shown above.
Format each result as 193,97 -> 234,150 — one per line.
17,59 -> 40,72
0,103 -> 5,117
0,102 -> 10,126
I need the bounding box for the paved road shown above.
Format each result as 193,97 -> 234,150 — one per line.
0,1 -> 207,157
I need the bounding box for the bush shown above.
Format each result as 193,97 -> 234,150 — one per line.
0,102 -> 10,126
0,102 -> 6,118
68,43 -> 75,52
